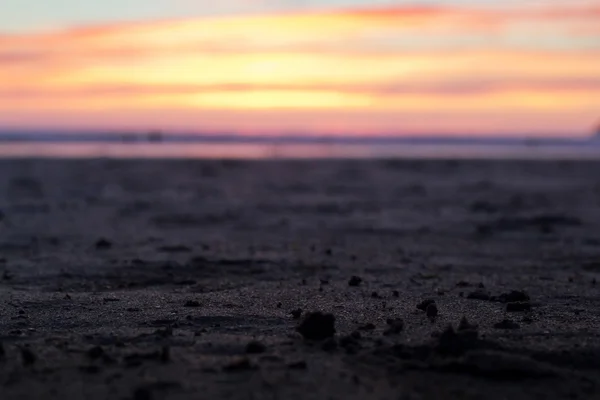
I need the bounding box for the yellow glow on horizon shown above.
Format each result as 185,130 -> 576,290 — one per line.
0,4 -> 599,134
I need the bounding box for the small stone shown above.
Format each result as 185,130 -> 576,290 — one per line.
348,276 -> 362,287
296,312 -> 336,341
245,341 -> 266,354
20,347 -> 36,366
87,346 -> 104,360
392,290 -> 400,297
498,290 -> 529,303
291,309 -> 303,319
95,238 -> 112,250
64,294 -> 72,300
276,302 -> 282,308
466,290 -> 491,301
493,319 -> 520,330
103,297 -> 120,302
223,357 -> 254,372
417,299 -> 436,311
371,291 -> 380,298
184,300 -> 201,308
287,360 -> 307,370
506,302 -> 532,312
426,303 -> 438,318
160,346 -> 170,363
133,387 -> 151,400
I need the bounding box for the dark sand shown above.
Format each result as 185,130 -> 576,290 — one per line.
1,158 -> 600,399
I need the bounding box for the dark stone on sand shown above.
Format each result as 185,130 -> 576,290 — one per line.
392,290 -> 399,297
287,360 -> 307,370
371,291 -> 380,298
435,325 -> 480,357
133,387 -> 152,400
87,346 -> 104,360
498,290 -> 530,303
245,341 -> 267,354
20,347 -> 36,366
184,300 -> 201,307
506,302 -> 532,312
160,346 -> 170,363
297,312 -> 336,341
276,302 -> 282,308
348,276 -> 362,286
95,238 -> 112,250
417,299 -> 436,311
467,290 -> 491,301
291,309 -> 303,319
223,357 -> 255,372
103,297 -> 120,302
2,270 -> 14,280
64,294 -> 72,300
493,319 -> 520,330
157,245 -> 191,253
426,303 -> 439,318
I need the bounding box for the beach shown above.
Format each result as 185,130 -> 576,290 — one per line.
1,158 -> 600,399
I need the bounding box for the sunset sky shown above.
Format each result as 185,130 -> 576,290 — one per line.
1,0 -> 599,136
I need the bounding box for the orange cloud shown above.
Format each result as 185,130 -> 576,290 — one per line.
0,4 -> 599,135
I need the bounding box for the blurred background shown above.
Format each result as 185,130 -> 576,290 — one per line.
0,0 -> 599,158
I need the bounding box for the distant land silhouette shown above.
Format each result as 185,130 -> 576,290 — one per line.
0,130 -> 598,147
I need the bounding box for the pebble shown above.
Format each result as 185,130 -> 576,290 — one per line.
348,276 -> 363,287
426,303 -> 439,318
184,300 -> 201,308
498,290 -> 530,303
417,299 -> 436,311
95,238 -> 112,250
245,341 -> 267,354
297,312 -> 336,340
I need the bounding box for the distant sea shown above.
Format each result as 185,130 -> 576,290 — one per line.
0,131 -> 599,160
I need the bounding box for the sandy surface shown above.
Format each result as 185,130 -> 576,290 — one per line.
1,158 -> 600,399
